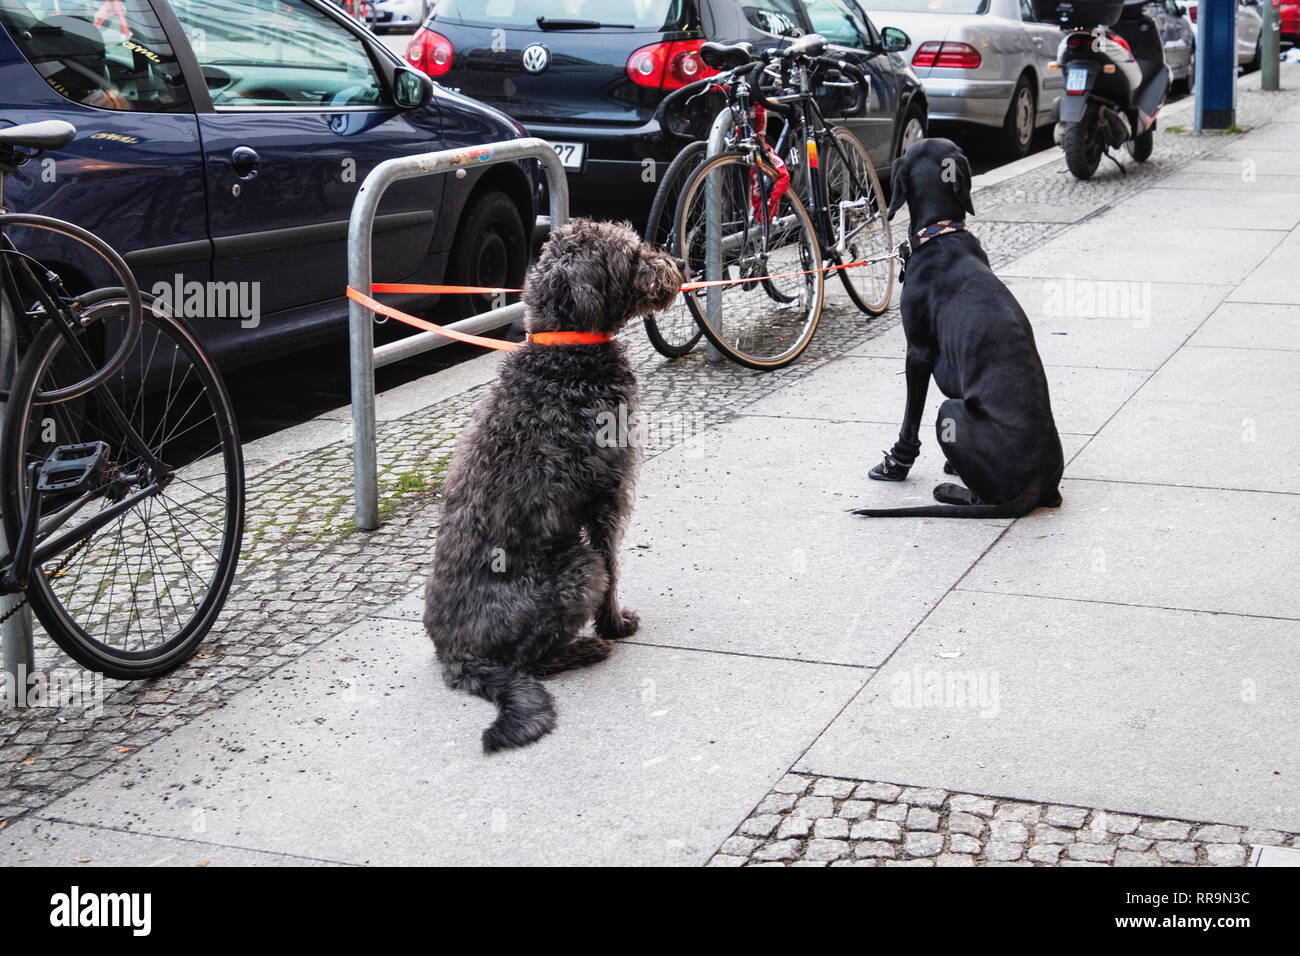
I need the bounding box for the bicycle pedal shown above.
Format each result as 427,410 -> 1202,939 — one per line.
37,441 -> 110,494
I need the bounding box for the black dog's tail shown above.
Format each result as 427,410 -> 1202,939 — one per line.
854,484 -> 1041,520
447,658 -> 556,753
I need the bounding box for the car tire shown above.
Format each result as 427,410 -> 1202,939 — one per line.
1178,44 -> 1196,94
894,103 -> 926,167
1246,39 -> 1262,72
446,190 -> 528,320
1001,74 -> 1036,159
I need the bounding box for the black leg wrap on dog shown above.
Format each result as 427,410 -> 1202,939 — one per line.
868,438 -> 921,482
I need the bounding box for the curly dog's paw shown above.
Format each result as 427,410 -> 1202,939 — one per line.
598,607 -> 640,640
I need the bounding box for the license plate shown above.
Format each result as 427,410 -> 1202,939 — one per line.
1066,67 -> 1088,93
549,141 -> 585,170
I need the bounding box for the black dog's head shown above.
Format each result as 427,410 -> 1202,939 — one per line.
887,137 -> 975,227
523,219 -> 684,335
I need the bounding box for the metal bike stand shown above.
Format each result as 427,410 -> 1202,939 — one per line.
0,273 -> 34,705
348,138 -> 569,531
703,110 -> 735,364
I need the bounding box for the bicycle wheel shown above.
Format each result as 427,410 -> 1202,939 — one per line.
822,128 -> 893,315
643,141 -> 706,358
0,290 -> 244,679
675,151 -> 823,370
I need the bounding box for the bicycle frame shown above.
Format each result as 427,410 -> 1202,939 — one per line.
0,225 -> 174,593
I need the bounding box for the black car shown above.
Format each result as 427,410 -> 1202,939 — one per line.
406,0 -> 928,224
0,0 -> 538,368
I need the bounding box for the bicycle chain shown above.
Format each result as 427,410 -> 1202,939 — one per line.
0,533 -> 89,625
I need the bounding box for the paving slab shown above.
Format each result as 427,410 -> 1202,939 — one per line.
1189,302 -> 1300,351
621,494 -> 1004,667
796,590 -> 1300,832
960,479 -> 1300,619
0,818 -> 342,867
1151,171 -> 1300,193
1000,223 -> 1286,284
1068,345 -> 1300,493
1229,228 -> 1300,305
1178,151 -> 1300,178
1114,185 -> 1300,231
851,280 -> 1227,372
976,201 -> 1108,224
745,355 -> 1149,437
34,618 -> 865,866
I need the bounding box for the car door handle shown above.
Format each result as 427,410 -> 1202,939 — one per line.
231,146 -> 260,181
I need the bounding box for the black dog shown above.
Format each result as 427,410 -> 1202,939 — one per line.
856,138 -> 1063,519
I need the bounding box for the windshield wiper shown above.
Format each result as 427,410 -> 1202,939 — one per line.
536,17 -> 633,29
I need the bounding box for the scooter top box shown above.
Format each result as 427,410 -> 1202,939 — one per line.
1030,0 -> 1129,26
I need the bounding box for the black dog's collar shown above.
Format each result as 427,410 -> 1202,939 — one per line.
897,219 -> 966,283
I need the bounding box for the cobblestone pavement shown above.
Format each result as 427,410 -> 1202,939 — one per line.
709,775 -> 1300,867
1,79 -> 1292,863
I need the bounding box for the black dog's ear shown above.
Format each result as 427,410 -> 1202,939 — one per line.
887,159 -> 908,221
950,152 -> 974,216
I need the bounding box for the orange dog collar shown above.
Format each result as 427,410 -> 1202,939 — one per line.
527,331 -> 612,346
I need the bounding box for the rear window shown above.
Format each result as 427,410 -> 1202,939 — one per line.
437,0 -> 687,30
867,0 -> 985,11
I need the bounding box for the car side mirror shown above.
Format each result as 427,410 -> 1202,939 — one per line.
880,26 -> 910,53
394,67 -> 433,110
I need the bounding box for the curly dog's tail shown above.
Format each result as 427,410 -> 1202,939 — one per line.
447,658 -> 556,753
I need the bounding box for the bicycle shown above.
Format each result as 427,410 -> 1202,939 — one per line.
0,120 -> 244,679
659,35 -> 894,370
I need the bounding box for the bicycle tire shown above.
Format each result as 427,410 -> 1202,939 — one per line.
674,151 -> 823,371
643,141 -> 706,358
0,291 -> 244,679
0,213 -> 142,402
821,128 -> 893,316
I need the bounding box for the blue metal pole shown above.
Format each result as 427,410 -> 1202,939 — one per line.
1197,0 -> 1238,130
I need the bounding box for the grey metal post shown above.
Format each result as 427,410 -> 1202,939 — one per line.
0,262 -> 34,703
703,109 -> 734,363
348,138 -> 569,530
1262,0 -> 1281,91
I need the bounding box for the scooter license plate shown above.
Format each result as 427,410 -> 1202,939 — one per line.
1066,67 -> 1088,93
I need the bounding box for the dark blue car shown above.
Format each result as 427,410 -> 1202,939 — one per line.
0,0 -> 537,367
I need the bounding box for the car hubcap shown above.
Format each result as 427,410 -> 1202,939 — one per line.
1017,89 -> 1033,145
902,118 -> 923,154
477,230 -> 508,287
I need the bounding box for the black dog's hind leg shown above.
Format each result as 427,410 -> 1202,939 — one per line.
870,346 -> 931,481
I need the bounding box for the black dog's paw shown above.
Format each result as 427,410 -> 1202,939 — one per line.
943,460 -> 958,476
869,452 -> 911,482
933,483 -> 978,505
597,607 -> 640,640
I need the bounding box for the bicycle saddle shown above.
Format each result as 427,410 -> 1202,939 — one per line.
0,120 -> 77,152
700,41 -> 754,71
785,33 -> 828,59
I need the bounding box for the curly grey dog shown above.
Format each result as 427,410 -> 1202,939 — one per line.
423,219 -> 683,753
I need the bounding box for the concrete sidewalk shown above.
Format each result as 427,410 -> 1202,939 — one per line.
3,70 -> 1300,866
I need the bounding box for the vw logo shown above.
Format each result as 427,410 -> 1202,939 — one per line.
521,44 -> 550,74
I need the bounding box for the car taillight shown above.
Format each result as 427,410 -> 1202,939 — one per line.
407,27 -> 453,77
911,41 -> 982,69
627,40 -> 718,90
1189,5 -> 1197,21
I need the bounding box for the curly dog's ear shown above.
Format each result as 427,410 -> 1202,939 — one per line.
523,224 -> 613,333
628,243 -> 684,319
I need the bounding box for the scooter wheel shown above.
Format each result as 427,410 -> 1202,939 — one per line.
1063,122 -> 1102,180
1126,128 -> 1154,163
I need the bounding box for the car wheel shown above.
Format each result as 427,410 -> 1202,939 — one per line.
446,190 -> 528,320
1001,74 -> 1036,159
895,105 -> 925,163
1179,44 -> 1196,94
1246,39 -> 1262,72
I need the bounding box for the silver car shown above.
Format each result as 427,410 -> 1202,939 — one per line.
373,0 -> 428,33
1185,0 -> 1266,70
862,0 -> 1066,156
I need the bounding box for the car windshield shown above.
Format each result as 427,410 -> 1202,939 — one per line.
437,0 -> 685,29
865,0 -> 986,12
